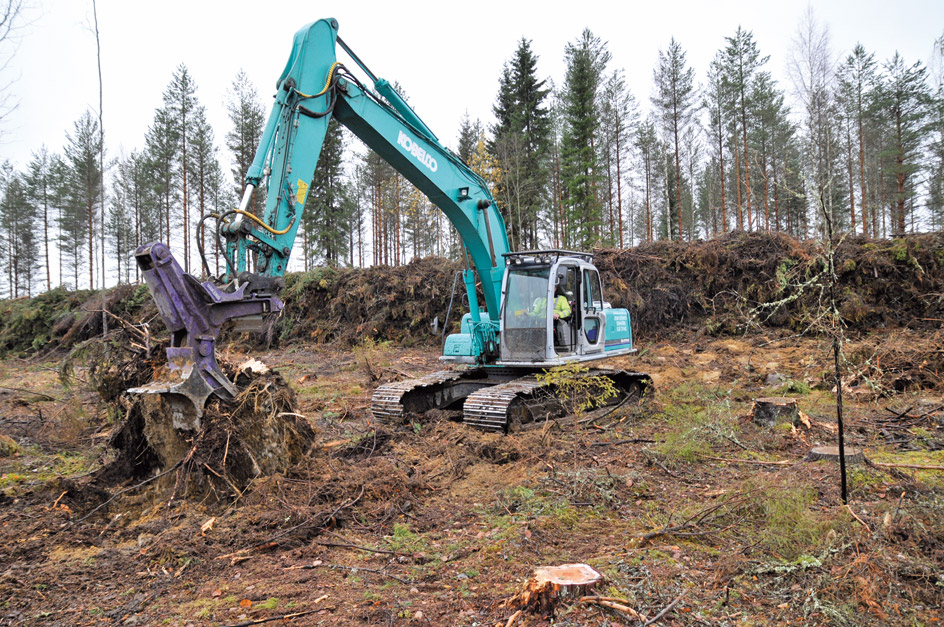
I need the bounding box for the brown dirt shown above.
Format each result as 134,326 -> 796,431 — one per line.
0,326 -> 942,625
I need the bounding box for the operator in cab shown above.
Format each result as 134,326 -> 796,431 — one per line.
532,286 -> 571,321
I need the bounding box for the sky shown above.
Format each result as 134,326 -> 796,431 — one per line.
1,0 -> 942,173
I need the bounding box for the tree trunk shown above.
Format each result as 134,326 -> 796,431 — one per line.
718,119 -> 726,233
615,127 -> 624,247
732,122 -> 743,230
846,120 -> 856,234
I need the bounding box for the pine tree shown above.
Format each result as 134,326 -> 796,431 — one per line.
705,56 -> 729,234
25,147 -> 55,290
163,64 -> 198,271
634,119 -> 661,243
189,106 -> 221,276
837,44 -> 878,234
652,37 -> 695,240
600,69 -> 639,246
876,53 -> 931,235
63,110 -> 103,289
145,106 -> 178,246
721,27 -> 768,231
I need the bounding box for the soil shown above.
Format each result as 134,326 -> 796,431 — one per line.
0,328 -> 942,626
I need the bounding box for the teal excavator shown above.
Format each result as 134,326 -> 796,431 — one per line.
130,18 -> 650,433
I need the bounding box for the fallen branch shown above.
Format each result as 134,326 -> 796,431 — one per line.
315,540 -> 412,557
699,454 -> 793,466
224,608 -> 320,627
0,385 -> 64,402
579,596 -> 647,621
588,438 -> 659,448
871,461 -> 944,472
846,504 -> 872,533
642,590 -> 686,626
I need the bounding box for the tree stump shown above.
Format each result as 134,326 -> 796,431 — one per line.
804,446 -> 865,465
752,397 -> 806,428
503,564 -> 603,616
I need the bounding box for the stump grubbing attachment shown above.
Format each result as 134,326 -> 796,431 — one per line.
128,242 -> 283,430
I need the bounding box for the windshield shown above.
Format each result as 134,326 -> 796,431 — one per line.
504,266 -> 550,330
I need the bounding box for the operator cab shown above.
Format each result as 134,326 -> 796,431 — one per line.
499,250 -> 632,366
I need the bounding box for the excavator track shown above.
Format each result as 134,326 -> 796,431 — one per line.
371,367 -> 651,433
370,370 -> 497,422
463,369 -> 651,432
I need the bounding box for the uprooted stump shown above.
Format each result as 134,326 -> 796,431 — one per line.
107,362 -> 316,500
804,446 -> 866,465
503,564 -> 603,617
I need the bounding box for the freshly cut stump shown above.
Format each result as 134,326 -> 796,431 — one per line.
805,446 -> 865,465
752,397 -> 804,427
504,563 -> 603,616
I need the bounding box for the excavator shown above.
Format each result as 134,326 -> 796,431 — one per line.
129,18 -> 650,433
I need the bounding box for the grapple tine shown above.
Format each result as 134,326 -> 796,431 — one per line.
127,242 -> 283,429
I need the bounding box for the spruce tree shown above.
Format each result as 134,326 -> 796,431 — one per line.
457,111 -> 483,164
490,38 -> 552,249
304,118 -> 352,266
561,29 -> 610,249
226,70 -> 267,217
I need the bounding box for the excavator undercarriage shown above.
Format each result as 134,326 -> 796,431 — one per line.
371,368 -> 651,432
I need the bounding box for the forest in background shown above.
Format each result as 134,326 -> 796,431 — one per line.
1,6 -> 943,299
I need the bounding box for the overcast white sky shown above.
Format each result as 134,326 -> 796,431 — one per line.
0,0 -> 940,287
1,0 -> 942,174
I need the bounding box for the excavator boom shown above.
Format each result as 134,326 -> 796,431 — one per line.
131,18 -> 649,431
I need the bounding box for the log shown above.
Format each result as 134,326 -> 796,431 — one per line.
804,446 -> 865,465
503,564 -> 603,616
752,397 -> 806,428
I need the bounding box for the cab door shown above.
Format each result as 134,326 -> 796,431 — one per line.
579,267 -> 605,355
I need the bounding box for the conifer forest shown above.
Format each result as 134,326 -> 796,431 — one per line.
0,2 -> 943,625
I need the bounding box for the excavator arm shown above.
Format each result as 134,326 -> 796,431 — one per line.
131,18 -> 509,424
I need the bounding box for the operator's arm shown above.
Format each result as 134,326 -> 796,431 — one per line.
554,296 -> 571,320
